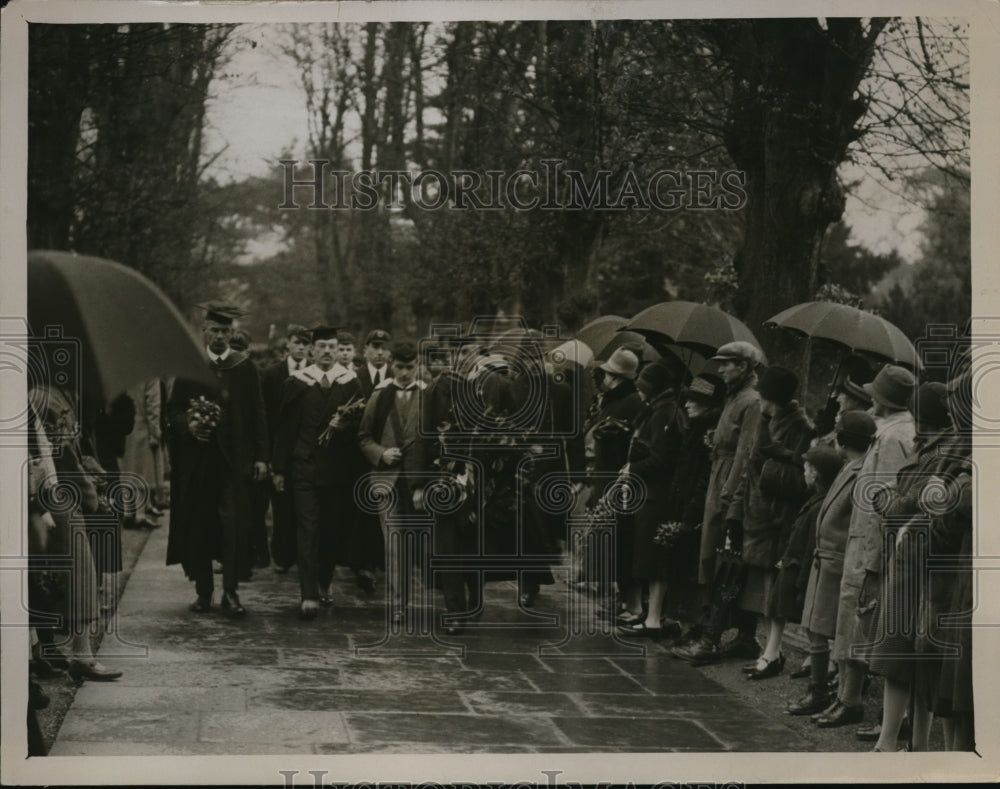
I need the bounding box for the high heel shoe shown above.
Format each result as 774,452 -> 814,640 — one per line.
747,653 -> 785,680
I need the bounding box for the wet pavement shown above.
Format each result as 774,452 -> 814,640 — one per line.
50,524 -> 814,755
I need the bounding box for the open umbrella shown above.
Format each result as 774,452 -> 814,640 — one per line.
28,250 -> 217,404
624,301 -> 766,362
763,301 -> 920,370
574,315 -> 662,363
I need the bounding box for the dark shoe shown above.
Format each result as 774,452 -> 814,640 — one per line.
254,556 -> 271,570
787,684 -> 832,716
857,718 -> 910,742
188,596 -> 212,614
356,571 -> 377,595
619,621 -> 662,640
220,592 -> 246,618
29,681 -> 50,710
616,610 -> 643,625
674,638 -> 721,665
811,698 -> 843,722
720,636 -> 762,660
68,659 -> 122,682
816,702 -> 864,728
789,664 -> 811,679
299,600 -> 319,621
30,658 -> 63,679
748,653 -> 785,680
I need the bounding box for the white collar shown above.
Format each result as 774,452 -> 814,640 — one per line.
287,356 -> 306,374
207,347 -> 232,363
368,362 -> 387,380
293,363 -> 357,386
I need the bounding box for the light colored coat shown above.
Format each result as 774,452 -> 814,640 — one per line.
698,379 -> 760,584
800,456 -> 863,638
833,408 -> 915,660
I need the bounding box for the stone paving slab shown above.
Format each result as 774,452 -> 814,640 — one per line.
49,520 -> 816,755
248,688 -> 469,713
343,713 -> 570,747
550,716 -> 723,750
200,710 -> 350,744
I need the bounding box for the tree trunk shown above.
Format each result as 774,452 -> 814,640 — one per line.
714,19 -> 887,370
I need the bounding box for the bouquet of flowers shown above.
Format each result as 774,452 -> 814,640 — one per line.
653,520 -> 687,548
187,396 -> 222,435
318,396 -> 367,445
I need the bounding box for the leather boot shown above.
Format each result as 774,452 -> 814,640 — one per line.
787,683 -> 831,716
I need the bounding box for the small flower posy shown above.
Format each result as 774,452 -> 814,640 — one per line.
187,396 -> 222,430
653,521 -> 686,547
318,396 -> 367,445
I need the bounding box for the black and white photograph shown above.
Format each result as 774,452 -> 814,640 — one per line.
1,0 -> 998,784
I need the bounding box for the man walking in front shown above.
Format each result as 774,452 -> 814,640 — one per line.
166,302 -> 269,617
272,326 -> 361,620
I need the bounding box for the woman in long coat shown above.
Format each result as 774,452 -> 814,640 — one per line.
616,360 -> 686,636
788,411 -> 876,716
869,383 -> 954,751
739,367 -> 814,679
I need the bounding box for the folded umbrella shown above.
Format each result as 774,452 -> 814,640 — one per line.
28,250 -> 217,405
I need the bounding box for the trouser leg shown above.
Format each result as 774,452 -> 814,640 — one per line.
270,488 -> 297,568
294,481 -> 321,601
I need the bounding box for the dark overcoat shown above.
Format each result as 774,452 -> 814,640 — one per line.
165,351 -> 268,581
741,401 -> 814,569
628,390 -> 686,580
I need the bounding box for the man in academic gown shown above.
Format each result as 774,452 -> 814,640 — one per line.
166,302 -> 269,617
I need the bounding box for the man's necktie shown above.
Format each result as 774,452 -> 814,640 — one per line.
373,368 -> 382,387
320,375 -> 331,390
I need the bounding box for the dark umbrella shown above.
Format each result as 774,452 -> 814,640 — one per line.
763,301 -> 920,370
28,250 -> 217,404
574,315 -> 662,363
624,301 -> 766,362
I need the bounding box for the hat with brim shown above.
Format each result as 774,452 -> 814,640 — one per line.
863,364 -> 915,411
636,360 -> 677,396
684,373 -> 725,407
711,341 -> 761,366
598,347 -> 639,380
839,377 -> 874,406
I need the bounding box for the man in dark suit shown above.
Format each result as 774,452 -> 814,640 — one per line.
260,324 -> 312,572
166,302 -> 269,617
357,341 -> 427,622
272,326 -> 362,619
355,329 -> 392,398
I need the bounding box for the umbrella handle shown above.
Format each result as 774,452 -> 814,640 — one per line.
827,354 -> 845,402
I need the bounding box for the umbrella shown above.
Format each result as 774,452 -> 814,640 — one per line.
548,339 -> 594,368
28,250 -> 218,405
763,301 -> 920,370
574,315 -> 662,363
624,301 -> 766,363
